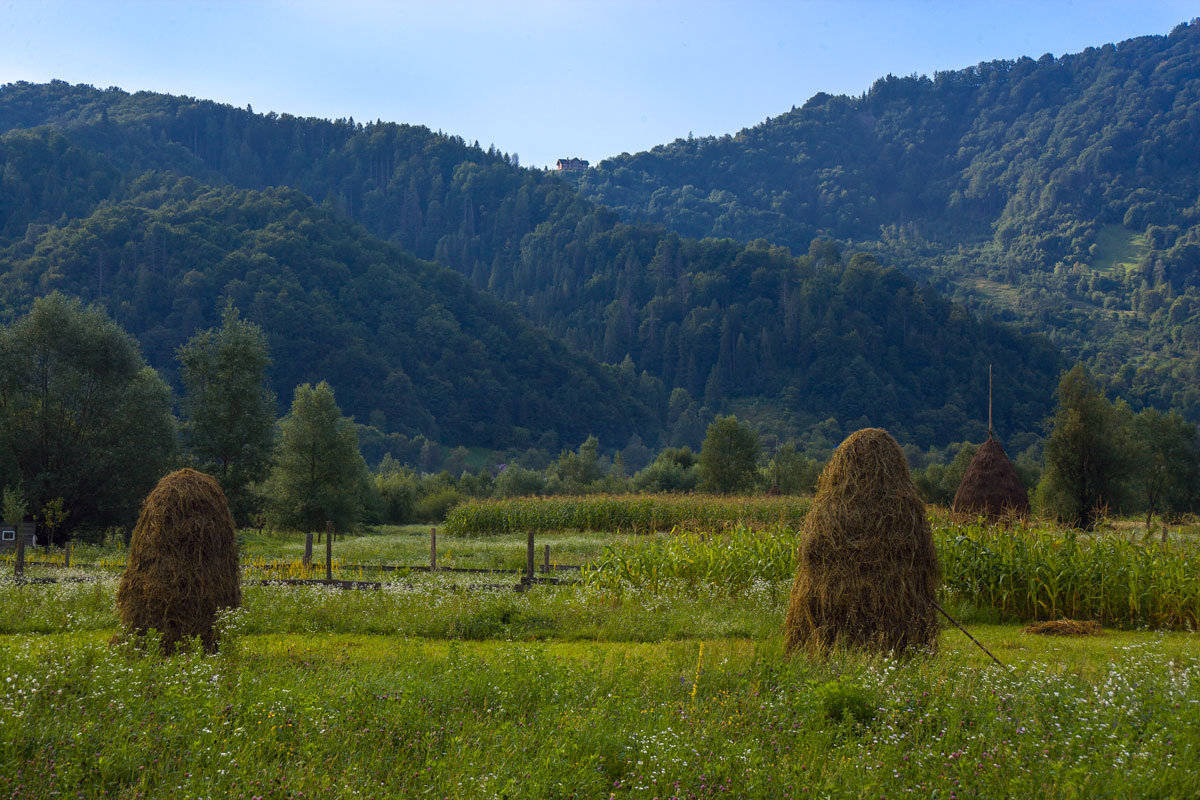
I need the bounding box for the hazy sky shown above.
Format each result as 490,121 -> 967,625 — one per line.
2,1 -> 1196,167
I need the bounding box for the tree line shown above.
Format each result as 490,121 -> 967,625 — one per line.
3,293 -> 1193,541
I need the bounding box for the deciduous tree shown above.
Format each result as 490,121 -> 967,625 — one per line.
0,293 -> 175,538
178,303 -> 276,523
264,381 -> 368,533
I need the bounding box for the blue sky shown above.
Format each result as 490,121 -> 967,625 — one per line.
2,1 -> 1196,167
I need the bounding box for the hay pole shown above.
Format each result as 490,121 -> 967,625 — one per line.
931,597 -> 1005,668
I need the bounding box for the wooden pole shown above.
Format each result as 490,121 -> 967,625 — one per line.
526,529 -> 535,581
988,363 -> 993,436
430,527 -> 437,572
325,521 -> 333,581
65,542 -> 71,568
303,531 -> 313,567
14,538 -> 25,579
543,544 -> 550,574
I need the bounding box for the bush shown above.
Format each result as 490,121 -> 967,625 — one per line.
414,489 -> 465,523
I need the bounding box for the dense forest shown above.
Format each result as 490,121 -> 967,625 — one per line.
0,80 -> 1060,457
563,21 -> 1200,421
0,175 -> 659,451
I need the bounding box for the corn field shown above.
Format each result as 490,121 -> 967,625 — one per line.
583,520 -> 1200,629
442,494 -> 809,536
940,521 -> 1200,629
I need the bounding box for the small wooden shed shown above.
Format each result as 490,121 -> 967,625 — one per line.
0,521 -> 36,552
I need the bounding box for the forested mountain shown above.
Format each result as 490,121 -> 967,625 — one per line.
0,80 -> 1062,454
0,176 -> 658,450
567,20 -> 1200,420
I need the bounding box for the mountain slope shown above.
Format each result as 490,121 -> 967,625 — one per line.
0,176 -> 659,450
0,81 -> 1064,451
562,21 -> 1200,419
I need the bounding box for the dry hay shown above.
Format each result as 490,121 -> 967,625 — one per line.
785,428 -> 940,656
1022,619 -> 1102,637
951,436 -> 1030,521
116,468 -> 241,653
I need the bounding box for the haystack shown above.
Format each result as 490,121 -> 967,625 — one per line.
951,435 -> 1030,521
785,428 -> 940,655
116,469 -> 241,652
1022,619 -> 1101,637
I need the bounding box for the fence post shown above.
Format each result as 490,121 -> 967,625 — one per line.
526,529 -> 535,582
543,544 -> 550,574
65,542 -> 71,568
303,531 -> 313,567
430,527 -> 437,572
325,521 -> 333,581
14,538 -> 25,579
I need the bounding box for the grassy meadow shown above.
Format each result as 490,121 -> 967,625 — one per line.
2,498 -> 1200,797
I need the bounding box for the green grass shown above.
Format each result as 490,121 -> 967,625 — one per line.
1091,223 -> 1149,276
236,525 -> 638,571
1,625 -> 1198,798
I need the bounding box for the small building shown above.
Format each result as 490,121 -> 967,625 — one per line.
555,157 -> 589,172
0,521 -> 36,552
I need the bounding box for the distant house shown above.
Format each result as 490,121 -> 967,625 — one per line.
555,158 -> 589,172
0,521 -> 36,552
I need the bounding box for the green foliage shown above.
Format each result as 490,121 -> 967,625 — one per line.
443,494 -> 808,536
1131,408 -> 1200,530
413,488 -> 464,524
177,302 -> 275,523
940,520 -> 1200,629
584,525 -> 802,593
913,443 -> 977,506
0,178 -> 659,451
1,485 -> 26,525
816,678 -> 879,727
494,465 -> 547,497
698,415 -> 760,494
550,435 -> 603,494
372,458 -> 419,524
765,442 -> 821,494
0,293 -> 175,536
0,82 -> 1062,451
632,449 -> 700,493
1037,366 -> 1134,527
586,516 -> 1200,630
265,381 -> 369,533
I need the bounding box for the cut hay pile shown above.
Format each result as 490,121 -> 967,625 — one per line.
1022,619 -> 1102,637
785,428 -> 940,655
952,435 -> 1030,521
116,468 -> 241,652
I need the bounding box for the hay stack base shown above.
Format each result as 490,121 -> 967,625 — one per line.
952,436 -> 1030,521
785,428 -> 940,656
1022,619 -> 1102,637
116,469 -> 241,653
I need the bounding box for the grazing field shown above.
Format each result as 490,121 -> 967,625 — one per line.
3,504 -> 1200,797
1,579 -> 1199,798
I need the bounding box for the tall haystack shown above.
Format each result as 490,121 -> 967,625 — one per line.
785,428 -> 940,655
116,468 -> 241,652
951,435 -> 1030,521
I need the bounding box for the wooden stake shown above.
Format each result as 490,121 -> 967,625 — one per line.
430,527 -> 437,572
325,521 -> 333,581
526,529 -> 535,581
303,531 -> 313,567
543,544 -> 550,574
988,363 -> 993,436
931,597 -> 1004,668
14,538 -> 25,579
